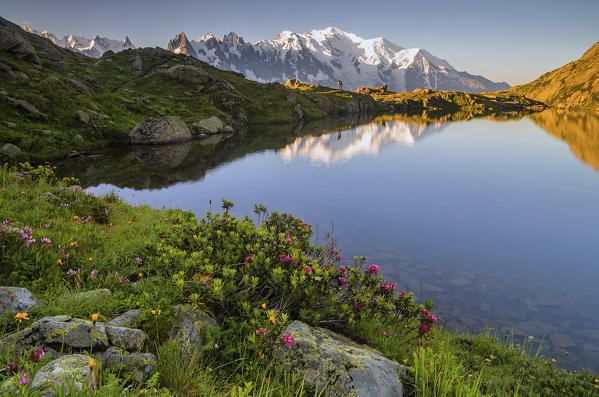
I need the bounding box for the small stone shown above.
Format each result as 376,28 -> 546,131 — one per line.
106,310 -> 142,327
76,110 -> 90,124
0,286 -> 38,314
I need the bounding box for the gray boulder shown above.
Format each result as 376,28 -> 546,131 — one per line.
30,354 -> 95,396
106,309 -> 142,327
1,143 -> 21,158
129,116 -> 192,145
105,325 -> 145,351
191,116 -> 235,137
273,321 -> 407,397
0,286 -> 39,314
101,347 -> 156,382
12,99 -> 47,119
36,316 -> 108,350
170,304 -> 217,357
2,121 -> 16,128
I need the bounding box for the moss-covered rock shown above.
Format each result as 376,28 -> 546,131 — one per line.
169,304 -> 217,357
30,354 -> 94,396
273,321 -> 408,397
101,346 -> 156,382
0,285 -> 39,314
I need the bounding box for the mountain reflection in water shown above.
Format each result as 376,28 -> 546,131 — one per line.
280,118 -> 446,164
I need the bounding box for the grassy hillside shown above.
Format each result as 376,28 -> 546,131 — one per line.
0,16 -> 377,162
510,42 -> 599,112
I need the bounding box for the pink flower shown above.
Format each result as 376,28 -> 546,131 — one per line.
354,301 -> 364,310
280,332 -> 295,346
5,361 -> 18,374
335,255 -> 342,261
135,257 -> 143,265
285,232 -> 293,243
41,237 -> 51,246
42,223 -> 49,229
89,269 -> 98,280
366,264 -> 380,275
399,291 -> 407,297
29,348 -> 45,362
338,277 -> 347,285
24,226 -> 32,235
377,280 -> 396,295
18,370 -> 31,386
26,238 -> 36,246
60,203 -> 69,207
66,268 -> 80,276
272,240 -> 277,246
303,265 -> 312,273
244,254 -> 256,264
255,328 -> 267,338
338,266 -> 348,275
279,254 -> 293,263
430,315 -> 438,324
380,331 -> 389,337
420,323 -> 429,334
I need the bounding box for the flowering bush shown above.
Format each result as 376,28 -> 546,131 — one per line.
151,201 -> 436,361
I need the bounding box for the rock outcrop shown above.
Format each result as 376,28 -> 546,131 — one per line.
190,116 -> 235,137
273,321 -> 407,397
30,354 -> 95,395
169,304 -> 217,357
129,116 -> 192,145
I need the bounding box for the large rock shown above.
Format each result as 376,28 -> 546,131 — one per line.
273,321 -> 407,397
36,316 -> 108,350
76,110 -> 90,124
1,143 -> 21,158
101,347 -> 156,382
30,354 -> 94,396
129,116 -> 192,145
166,65 -> 212,84
169,304 -> 217,356
11,98 -> 47,119
0,286 -> 39,314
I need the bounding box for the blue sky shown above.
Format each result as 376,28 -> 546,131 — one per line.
4,0 -> 598,85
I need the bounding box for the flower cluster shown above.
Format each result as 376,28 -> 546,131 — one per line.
255,328 -> 267,338
280,332 -> 295,346
377,280 -> 396,295
366,264 -> 380,276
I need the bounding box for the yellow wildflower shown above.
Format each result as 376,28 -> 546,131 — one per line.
15,312 -> 29,322
151,310 -> 156,315
552,358 -> 556,363
89,257 -> 93,262
91,313 -> 99,323
261,303 -> 266,309
138,273 -> 143,278
57,259 -> 62,265
269,315 -> 276,324
70,241 -> 77,247
89,359 -> 95,369
595,379 -> 599,383
157,310 -> 161,315
164,217 -> 168,221
74,215 -> 79,220
468,374 -> 472,378
192,234 -> 197,239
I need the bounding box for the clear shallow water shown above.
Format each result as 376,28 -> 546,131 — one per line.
59,111 -> 599,372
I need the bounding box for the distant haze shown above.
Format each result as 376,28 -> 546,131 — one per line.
5,0 -> 598,86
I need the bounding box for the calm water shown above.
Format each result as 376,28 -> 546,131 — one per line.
58,111 -> 599,372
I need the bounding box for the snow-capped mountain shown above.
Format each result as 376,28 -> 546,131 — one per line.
168,27 -> 509,93
21,25 -> 134,58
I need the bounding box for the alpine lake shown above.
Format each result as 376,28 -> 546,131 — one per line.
57,109 -> 599,373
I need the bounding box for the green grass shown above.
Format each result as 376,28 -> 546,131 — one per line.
1,164 -> 598,396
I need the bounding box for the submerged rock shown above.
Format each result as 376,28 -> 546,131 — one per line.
0,286 -> 38,314
30,354 -> 94,396
273,321 -> 407,397
129,116 -> 191,145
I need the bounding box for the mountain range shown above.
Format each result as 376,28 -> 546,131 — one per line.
167,27 -> 510,93
20,25 -> 135,58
